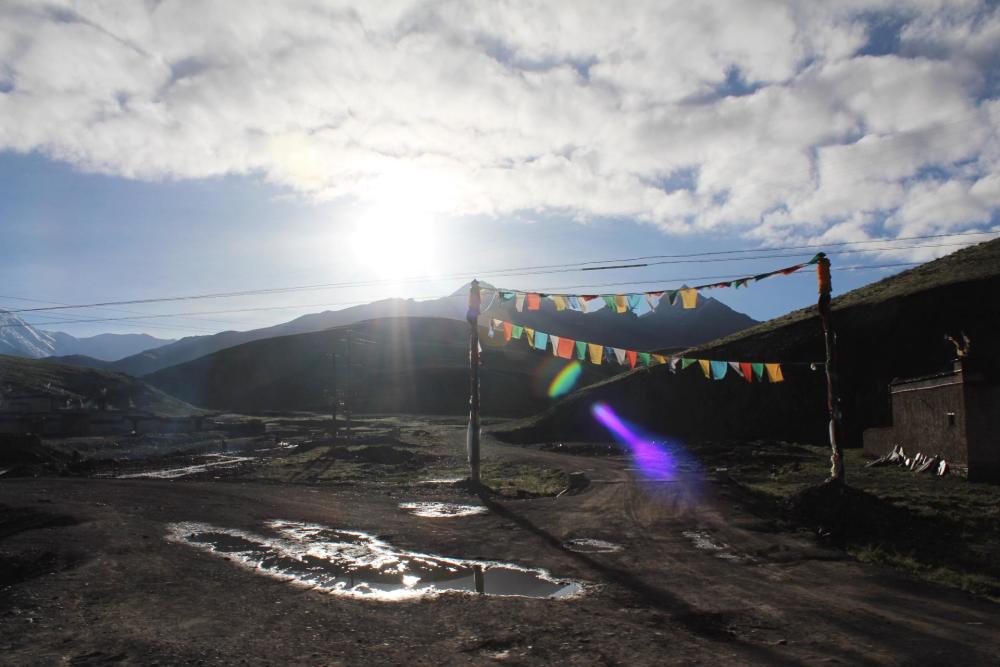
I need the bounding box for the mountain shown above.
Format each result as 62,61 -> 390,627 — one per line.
89,285 -> 757,377
0,354 -> 200,417
144,316 -> 619,416
496,238 -> 1000,447
0,310 -> 174,361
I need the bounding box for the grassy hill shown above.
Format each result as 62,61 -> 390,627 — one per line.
497,238 -> 1000,446
0,355 -> 200,417
144,316 -> 619,416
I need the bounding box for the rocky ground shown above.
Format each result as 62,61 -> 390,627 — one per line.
1,416 -> 998,665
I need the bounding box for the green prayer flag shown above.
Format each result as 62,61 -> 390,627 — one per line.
602,295 -> 616,310
752,362 -> 764,380
665,290 -> 678,305
575,340 -> 587,360
638,352 -> 651,366
680,357 -> 695,369
511,325 -> 523,339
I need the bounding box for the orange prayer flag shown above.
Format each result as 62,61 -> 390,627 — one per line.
698,359 -> 711,378
765,363 -> 784,383
626,350 -> 637,368
527,293 -> 542,310
503,322 -> 513,342
557,337 -> 575,359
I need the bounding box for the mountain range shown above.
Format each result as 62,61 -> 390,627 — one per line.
0,310 -> 175,361
46,286 -> 758,377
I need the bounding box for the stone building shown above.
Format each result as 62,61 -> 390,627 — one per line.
864,357 -> 1000,482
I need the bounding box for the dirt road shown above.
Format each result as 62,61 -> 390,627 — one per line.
2,423 -> 997,665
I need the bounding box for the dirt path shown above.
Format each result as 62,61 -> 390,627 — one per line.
2,424 -> 998,665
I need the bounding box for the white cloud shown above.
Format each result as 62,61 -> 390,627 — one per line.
1,0 -> 998,251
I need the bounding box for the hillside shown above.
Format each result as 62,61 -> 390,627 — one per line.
497,238 -> 1000,447
70,284 -> 756,377
144,316 -> 619,416
0,355 -> 200,417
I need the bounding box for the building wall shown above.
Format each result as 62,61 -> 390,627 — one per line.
865,374 -> 969,463
964,382 -> 1000,482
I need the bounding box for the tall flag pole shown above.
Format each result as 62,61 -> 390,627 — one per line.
467,279 -> 482,484
816,253 -> 845,483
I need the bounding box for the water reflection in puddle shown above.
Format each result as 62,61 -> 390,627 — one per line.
682,530 -> 753,563
119,455 -> 254,479
399,502 -> 488,518
563,538 -> 623,553
168,520 -> 583,600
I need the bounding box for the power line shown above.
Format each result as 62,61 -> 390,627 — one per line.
5,231 -> 995,316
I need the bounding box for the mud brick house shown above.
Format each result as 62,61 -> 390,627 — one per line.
864,357 -> 1000,482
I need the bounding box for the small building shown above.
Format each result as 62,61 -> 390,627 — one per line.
864,357 -> 1000,482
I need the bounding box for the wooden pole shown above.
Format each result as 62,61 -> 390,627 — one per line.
467,280 -> 482,484
816,253 -> 845,484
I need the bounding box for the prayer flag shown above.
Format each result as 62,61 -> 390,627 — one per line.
588,343 -> 604,365
603,295 -> 616,310
669,357 -> 680,372
646,292 -> 663,310
557,337 -> 575,359
503,321 -> 513,342
729,361 -> 743,378
698,359 -> 711,378
652,354 -> 667,365
739,362 -> 753,382
765,363 -> 784,383
664,290 -> 679,306
752,363 -> 764,381
710,360 -> 728,380
575,340 -> 587,360
515,293 -> 526,312
502,291 -> 515,300
614,295 -> 629,314
512,324 -> 524,340
581,295 -> 599,313
525,328 -> 535,347
549,335 -> 561,355
638,352 -> 651,366
534,331 -> 549,351
626,350 -> 638,368
527,293 -> 542,310
568,296 -> 581,311
679,288 -> 698,309
551,295 -> 568,311
680,357 -> 695,370
613,348 -> 627,365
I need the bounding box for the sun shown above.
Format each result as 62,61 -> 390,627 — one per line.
349,169 -> 452,281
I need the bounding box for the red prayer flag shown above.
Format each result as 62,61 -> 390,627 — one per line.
503,322 -> 513,342
739,362 -> 754,382
556,337 -> 575,359
626,350 -> 638,368
527,293 -> 542,310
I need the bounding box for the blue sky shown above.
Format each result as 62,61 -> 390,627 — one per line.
1,2 -> 999,338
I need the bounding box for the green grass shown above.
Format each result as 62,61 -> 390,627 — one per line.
693,441 -> 1000,601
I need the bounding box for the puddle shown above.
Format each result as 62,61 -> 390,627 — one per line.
119,455 -> 254,479
168,520 -> 583,600
399,502 -> 488,518
682,530 -> 753,563
562,538 -> 623,554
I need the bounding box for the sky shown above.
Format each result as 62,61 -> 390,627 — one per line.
1,0 -> 999,339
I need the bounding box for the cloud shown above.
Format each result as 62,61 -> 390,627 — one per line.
1,0 -> 998,250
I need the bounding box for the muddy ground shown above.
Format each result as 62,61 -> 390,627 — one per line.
1,416 -> 998,665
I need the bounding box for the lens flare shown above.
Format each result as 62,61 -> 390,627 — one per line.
548,361 -> 582,398
590,402 -> 675,479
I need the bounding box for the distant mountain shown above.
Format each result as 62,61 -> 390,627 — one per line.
0,354 -> 200,417
144,317 -> 619,416
497,238 -> 1000,447
0,310 -> 175,361
95,285 -> 757,377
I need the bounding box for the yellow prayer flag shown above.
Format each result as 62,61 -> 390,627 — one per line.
551,295 -> 567,311
614,295 -> 629,313
680,288 -> 699,309
652,354 -> 667,365
765,363 -> 784,383
525,328 -> 535,347
587,342 -> 604,365
698,359 -> 711,378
